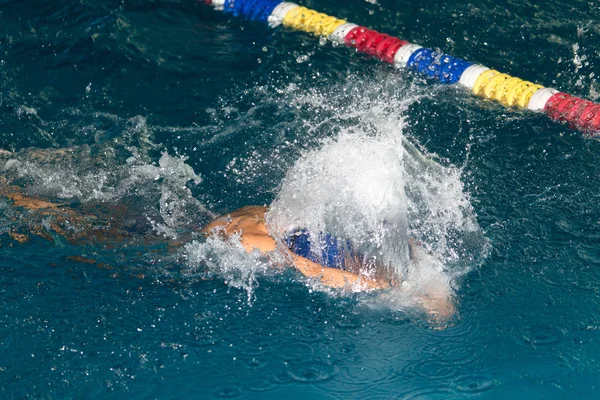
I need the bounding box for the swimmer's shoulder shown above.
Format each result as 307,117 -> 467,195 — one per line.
201,206 -> 269,234
228,206 -> 269,220
202,206 -> 275,252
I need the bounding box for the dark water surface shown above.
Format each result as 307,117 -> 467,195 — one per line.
1,0 -> 600,398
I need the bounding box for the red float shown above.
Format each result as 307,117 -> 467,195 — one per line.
344,26 -> 408,64
545,92 -> 600,134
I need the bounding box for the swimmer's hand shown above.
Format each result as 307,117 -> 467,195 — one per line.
289,252 -> 388,291
421,295 -> 455,320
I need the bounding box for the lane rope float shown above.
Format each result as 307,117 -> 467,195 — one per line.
203,0 -> 600,135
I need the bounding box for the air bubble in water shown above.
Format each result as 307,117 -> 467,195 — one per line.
296,54 -> 309,63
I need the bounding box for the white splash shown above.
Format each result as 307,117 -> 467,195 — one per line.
266,132 -> 412,280
183,233 -> 272,304
264,85 -> 487,311
0,116 -> 214,236
182,71 -> 487,313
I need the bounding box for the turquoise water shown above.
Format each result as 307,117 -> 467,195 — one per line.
1,0 -> 600,398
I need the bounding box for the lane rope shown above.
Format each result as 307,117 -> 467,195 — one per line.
203,0 -> 600,135
282,6 -> 346,36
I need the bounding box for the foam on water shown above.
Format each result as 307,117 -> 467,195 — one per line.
0,115 -> 214,239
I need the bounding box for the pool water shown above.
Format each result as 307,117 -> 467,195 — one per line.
1,0 -> 600,398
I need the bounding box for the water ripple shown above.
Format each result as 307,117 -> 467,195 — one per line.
237,331 -> 272,357
213,385 -> 242,398
451,375 -> 496,393
274,342 -> 315,363
330,363 -> 399,395
246,379 -> 278,393
285,361 -> 338,383
402,342 -> 483,382
402,387 -> 460,400
334,313 -> 365,330
521,324 -> 564,346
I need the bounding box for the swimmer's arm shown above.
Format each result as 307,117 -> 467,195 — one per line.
0,171 -> 68,211
288,252 -> 387,290
2,189 -> 68,210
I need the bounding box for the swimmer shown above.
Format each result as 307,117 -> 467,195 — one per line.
202,206 -> 454,318
1,147 -> 454,318
202,206 -> 389,290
